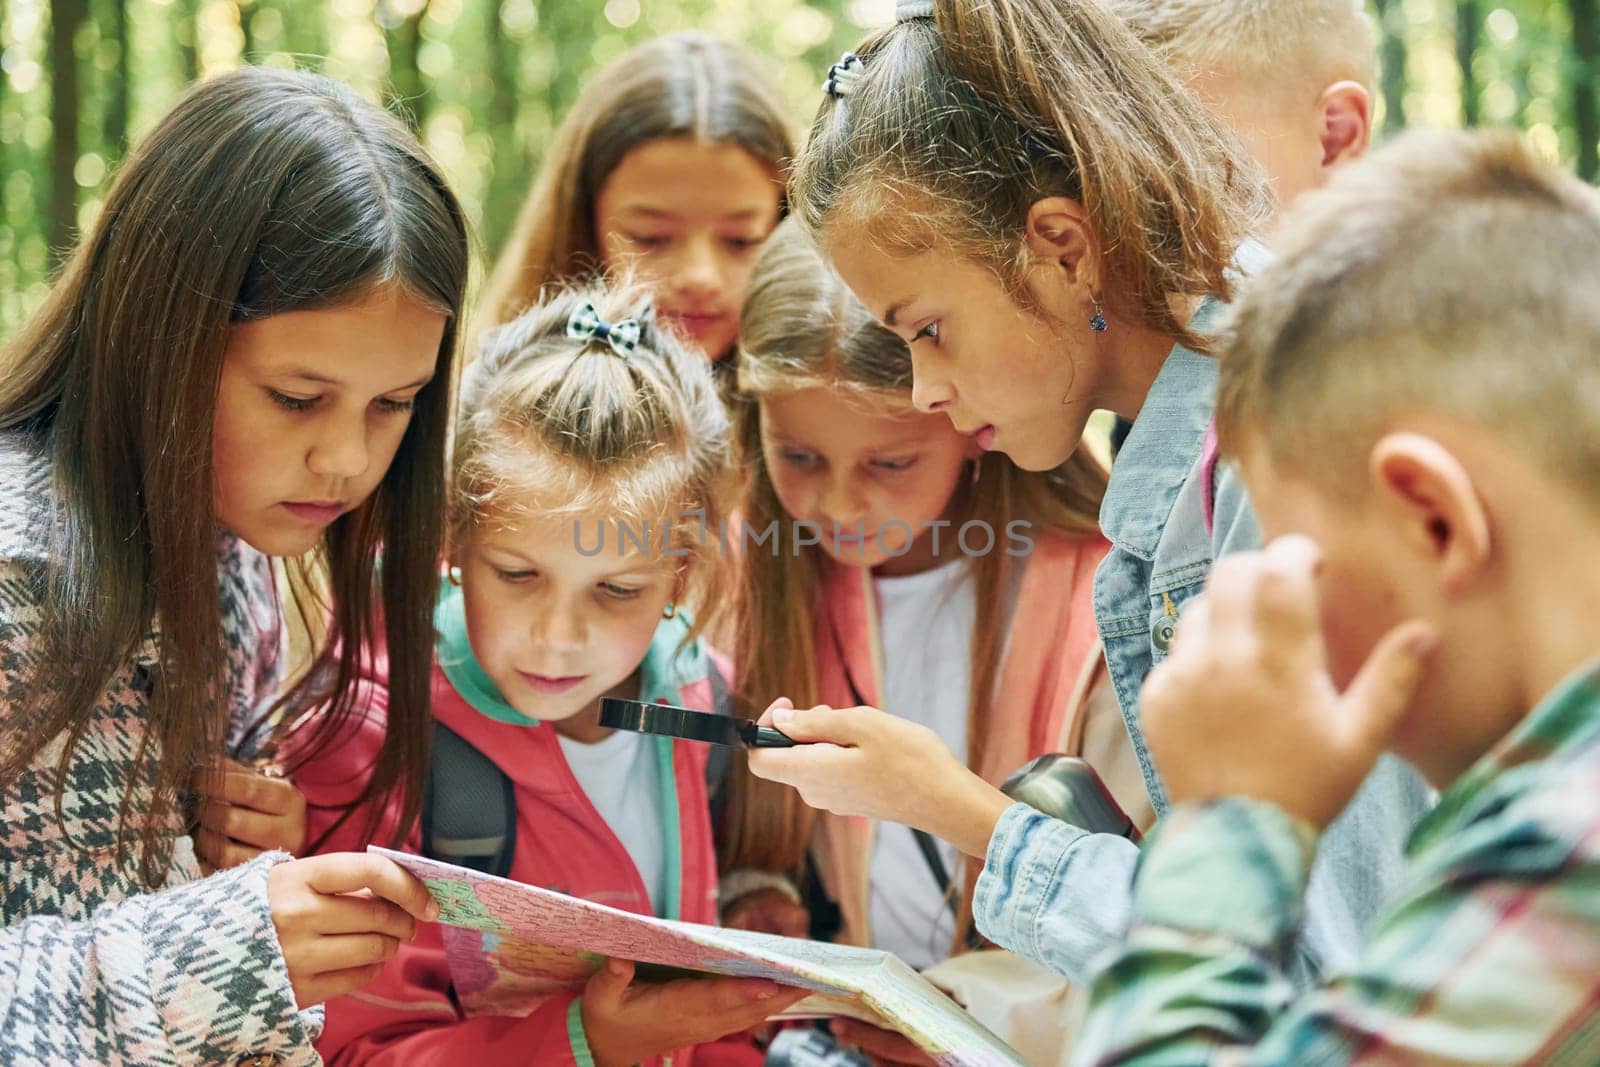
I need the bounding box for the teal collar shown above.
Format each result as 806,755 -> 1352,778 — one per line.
435,577 -> 542,726
434,577 -> 710,722
637,611 -> 706,700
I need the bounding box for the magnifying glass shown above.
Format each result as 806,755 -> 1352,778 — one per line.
599,698 -> 797,748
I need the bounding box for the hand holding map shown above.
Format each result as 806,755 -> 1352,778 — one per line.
372,847 -> 1026,1067
581,957 -> 809,1066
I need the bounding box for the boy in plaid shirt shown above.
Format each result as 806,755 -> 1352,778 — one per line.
1076,129 -> 1600,1064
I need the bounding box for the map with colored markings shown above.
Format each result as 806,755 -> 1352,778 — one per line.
373,847 -> 1025,1066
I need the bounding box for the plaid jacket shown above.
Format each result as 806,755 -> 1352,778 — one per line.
0,432 -> 317,1066
1075,664 -> 1600,1066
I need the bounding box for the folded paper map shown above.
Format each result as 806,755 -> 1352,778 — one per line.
373,847 -> 1026,1067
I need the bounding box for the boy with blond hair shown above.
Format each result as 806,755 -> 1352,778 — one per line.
1102,2 -> 1375,454
1075,128 -> 1600,1063
1111,0 -> 1376,213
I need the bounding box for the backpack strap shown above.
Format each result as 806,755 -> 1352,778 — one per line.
421,720 -> 516,878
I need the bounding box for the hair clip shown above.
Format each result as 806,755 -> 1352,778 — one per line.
566,301 -> 642,358
822,52 -> 865,100
895,0 -> 934,21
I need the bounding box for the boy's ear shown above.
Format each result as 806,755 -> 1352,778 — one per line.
1024,197 -> 1098,293
1317,81 -> 1372,175
1370,433 -> 1492,598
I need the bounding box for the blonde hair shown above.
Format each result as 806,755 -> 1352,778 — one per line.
1108,0 -> 1375,101
478,32 -> 794,332
721,220 -> 1107,919
455,279 -> 734,636
1218,128 -> 1600,507
790,0 -> 1268,355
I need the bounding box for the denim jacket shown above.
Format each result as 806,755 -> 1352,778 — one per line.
974,257 -> 1436,986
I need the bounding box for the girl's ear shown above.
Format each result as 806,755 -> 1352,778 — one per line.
1024,197 -> 1099,292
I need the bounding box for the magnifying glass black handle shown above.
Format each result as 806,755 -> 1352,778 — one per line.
599,697 -> 798,748
739,722 -> 798,748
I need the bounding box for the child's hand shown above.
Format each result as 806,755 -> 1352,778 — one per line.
1142,535 -> 1437,829
722,888 -> 810,938
580,958 -> 808,1067
746,700 -> 1013,858
829,1019 -> 936,1065
266,852 -> 439,1008
196,758 -> 308,871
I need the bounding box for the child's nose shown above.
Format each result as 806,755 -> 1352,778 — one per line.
307,413 -> 371,481
909,354 -> 956,414
675,236 -> 723,299
532,605 -> 586,651
817,477 -> 868,527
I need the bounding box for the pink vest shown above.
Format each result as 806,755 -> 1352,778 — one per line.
294,650 -> 731,1067
809,531 -> 1109,950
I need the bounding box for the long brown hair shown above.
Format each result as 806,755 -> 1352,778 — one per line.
0,66 -> 469,883
790,0 -> 1267,354
477,32 -> 794,333
721,221 -> 1107,886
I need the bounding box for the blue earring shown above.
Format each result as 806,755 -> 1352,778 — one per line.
1090,297 -> 1108,334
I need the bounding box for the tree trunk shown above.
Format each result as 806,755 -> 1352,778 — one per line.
383,3 -> 429,131
240,0 -> 257,62
543,0 -> 589,124
484,0 -> 523,258
1371,0 -> 1408,131
49,0 -> 89,263
0,1 -> 9,200
104,0 -> 129,154
1573,0 -> 1600,181
178,0 -> 199,82
1456,0 -> 1481,127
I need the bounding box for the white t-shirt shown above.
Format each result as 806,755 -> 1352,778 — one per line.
557,727 -> 667,916
868,558 -> 975,971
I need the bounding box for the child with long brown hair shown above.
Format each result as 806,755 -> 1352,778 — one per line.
0,66 -> 467,1062
720,221 -> 1150,1035
478,32 -> 791,364
747,0 -> 1433,1037
296,279 -> 806,1066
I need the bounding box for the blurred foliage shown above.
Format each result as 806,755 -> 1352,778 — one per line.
0,0 -> 1595,335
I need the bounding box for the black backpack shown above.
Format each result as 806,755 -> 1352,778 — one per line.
420,663 -> 736,877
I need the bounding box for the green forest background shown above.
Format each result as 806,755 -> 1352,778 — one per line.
2,0 -> 1596,334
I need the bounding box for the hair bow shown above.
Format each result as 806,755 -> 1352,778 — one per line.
822,52 -> 865,100
895,0 -> 934,20
566,301 -> 642,358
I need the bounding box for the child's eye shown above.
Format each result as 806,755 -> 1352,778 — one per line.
871,456 -> 919,473
269,389 -> 319,412
375,395 -> 417,415
779,448 -> 821,469
625,233 -> 671,250
722,235 -> 764,253
600,582 -> 642,600
494,567 -> 536,584
913,321 -> 941,344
